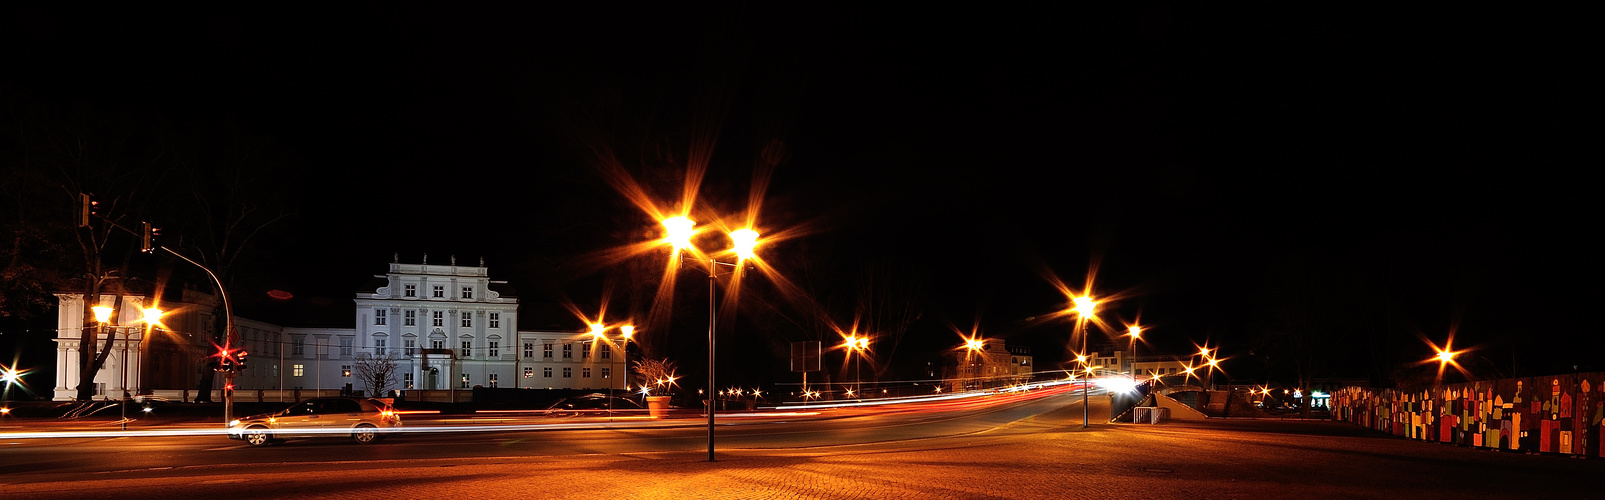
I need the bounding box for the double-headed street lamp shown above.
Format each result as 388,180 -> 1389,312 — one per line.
662,215 -> 759,462
589,323 -> 636,420
844,335 -> 870,397
1071,295 -> 1097,428
91,304 -> 162,430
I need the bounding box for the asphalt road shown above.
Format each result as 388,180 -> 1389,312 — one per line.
2,386 -> 1596,499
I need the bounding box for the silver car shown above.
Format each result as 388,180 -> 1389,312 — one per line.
228,397 -> 401,446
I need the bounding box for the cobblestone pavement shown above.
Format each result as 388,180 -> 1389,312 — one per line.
7,401 -> 1598,499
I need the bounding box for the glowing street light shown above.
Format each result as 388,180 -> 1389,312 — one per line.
659,215 -> 762,462
1070,295 -> 1097,428
845,335 -> 871,397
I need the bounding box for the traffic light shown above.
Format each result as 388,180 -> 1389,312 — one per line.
78,194 -> 96,227
236,350 -> 249,370
141,222 -> 154,253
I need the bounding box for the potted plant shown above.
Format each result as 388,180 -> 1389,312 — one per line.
633,358 -> 679,418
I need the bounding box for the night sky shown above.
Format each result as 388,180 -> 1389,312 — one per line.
4,4 -> 1599,389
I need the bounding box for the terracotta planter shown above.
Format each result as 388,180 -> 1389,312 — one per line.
646,396 -> 672,418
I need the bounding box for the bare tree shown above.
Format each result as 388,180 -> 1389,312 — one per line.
632,358 -> 679,396
352,352 -> 401,398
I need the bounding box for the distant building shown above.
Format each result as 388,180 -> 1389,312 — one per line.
946,339 -> 1033,391
52,257 -> 628,401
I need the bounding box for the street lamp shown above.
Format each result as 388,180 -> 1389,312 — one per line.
93,305 -> 162,430
963,338 -> 984,391
1126,325 -> 1142,378
661,215 -> 759,462
1071,295 -> 1096,428
844,335 -> 870,397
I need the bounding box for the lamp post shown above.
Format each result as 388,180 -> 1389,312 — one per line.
1072,295 -> 1096,428
1126,325 -> 1142,379
964,338 -> 984,391
845,335 -> 869,397
661,216 -> 759,462
92,305 -> 161,431
618,325 -> 633,420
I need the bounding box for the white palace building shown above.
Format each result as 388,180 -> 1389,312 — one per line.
53,257 -> 629,402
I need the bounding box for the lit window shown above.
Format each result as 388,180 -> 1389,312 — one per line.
342,365 -> 352,377
293,364 -> 304,377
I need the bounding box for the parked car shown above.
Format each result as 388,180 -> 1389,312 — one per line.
542,393 -> 644,416
227,397 -> 401,446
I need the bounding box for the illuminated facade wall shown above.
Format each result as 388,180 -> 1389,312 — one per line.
52,258 -> 626,400
1331,373 -> 1605,457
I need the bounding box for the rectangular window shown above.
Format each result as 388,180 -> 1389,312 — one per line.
461,312 -> 472,327
489,341 -> 499,357
375,338 -> 386,356
488,373 -> 498,388
601,347 -> 611,359
544,367 -> 553,378
404,310 -> 416,326
544,343 -> 553,358
340,338 -> 353,356
405,339 -> 416,356
404,373 -> 414,389
375,309 -> 387,325
292,337 -> 305,356
461,341 -> 472,358
562,343 -> 572,359
432,311 -> 444,327
461,286 -> 473,299
581,341 -> 591,359
342,365 -> 352,377
489,312 -> 500,328
433,285 -> 445,298
562,367 -> 572,378
293,364 -> 304,377
601,367 -> 611,379
582,367 -> 591,378
461,373 -> 470,389
524,367 -> 534,378
523,343 -> 534,358
431,340 -> 443,350
405,284 -> 417,297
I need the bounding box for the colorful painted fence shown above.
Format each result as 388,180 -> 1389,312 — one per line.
1331,373 -> 1605,457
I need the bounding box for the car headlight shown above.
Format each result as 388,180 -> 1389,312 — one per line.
228,419 -> 241,427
